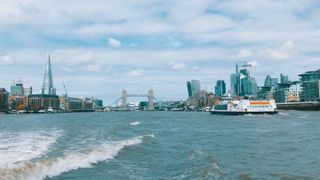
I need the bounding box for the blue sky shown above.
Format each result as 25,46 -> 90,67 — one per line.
0,0 -> 320,103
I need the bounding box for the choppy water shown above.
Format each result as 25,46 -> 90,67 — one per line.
0,111 -> 320,179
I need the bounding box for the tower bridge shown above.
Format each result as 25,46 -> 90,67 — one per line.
111,89 -> 156,110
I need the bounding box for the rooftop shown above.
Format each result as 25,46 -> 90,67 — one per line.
299,68 -> 320,76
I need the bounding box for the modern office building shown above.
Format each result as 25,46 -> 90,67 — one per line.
264,75 -> 272,88
258,75 -> 278,100
215,80 -> 226,96
280,74 -> 289,84
287,82 -> 302,102
274,83 -> 291,103
0,88 -> 9,113
60,96 -> 93,111
230,73 -> 240,96
273,73 -> 295,103
10,82 -> 24,96
299,69 -> 320,101
191,80 -> 201,96
186,81 -> 192,97
187,80 -> 201,98
8,82 -> 32,111
230,62 -> 258,96
93,99 -> 103,110
257,86 -> 273,100
271,78 -> 279,88
241,76 -> 258,96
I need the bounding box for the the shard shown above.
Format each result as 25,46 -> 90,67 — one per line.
41,52 -> 56,95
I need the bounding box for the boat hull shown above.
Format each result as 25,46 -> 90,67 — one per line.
210,111 -> 278,115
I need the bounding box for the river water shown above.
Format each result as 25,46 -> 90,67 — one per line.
0,111 -> 319,179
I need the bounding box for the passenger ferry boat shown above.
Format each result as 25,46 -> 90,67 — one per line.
210,99 -> 278,115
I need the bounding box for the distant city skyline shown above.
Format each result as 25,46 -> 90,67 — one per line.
1,0 -> 320,103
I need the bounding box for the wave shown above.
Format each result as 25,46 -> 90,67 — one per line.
0,130 -> 61,169
0,135 -> 149,180
278,112 -> 289,116
129,121 -> 141,126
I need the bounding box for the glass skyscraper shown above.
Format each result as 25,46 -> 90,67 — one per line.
230,73 -> 240,96
230,62 -> 257,97
10,82 -> 24,96
215,80 -> 226,97
241,77 -> 258,96
42,52 -> 56,95
191,80 -> 201,96
264,75 -> 272,88
186,80 -> 201,98
280,74 -> 289,84
186,81 -> 192,97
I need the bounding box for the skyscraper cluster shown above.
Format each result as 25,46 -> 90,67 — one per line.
184,61 -> 320,109
230,62 -> 258,97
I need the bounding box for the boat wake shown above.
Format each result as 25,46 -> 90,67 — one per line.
129,121 -> 142,126
0,135 -> 149,180
0,130 -> 61,169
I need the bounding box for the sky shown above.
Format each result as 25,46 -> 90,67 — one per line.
0,0 -> 320,104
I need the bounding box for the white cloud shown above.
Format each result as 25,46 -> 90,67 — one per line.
266,49 -> 290,59
282,40 -> 295,50
192,66 -> 199,71
86,64 -> 101,72
0,1 -> 320,102
248,60 -> 258,67
237,49 -> 252,58
108,37 -> 122,47
126,69 -> 144,77
169,61 -> 186,70
0,55 -> 13,65
266,41 -> 296,60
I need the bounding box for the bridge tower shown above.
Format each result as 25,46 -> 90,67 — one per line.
121,89 -> 127,107
148,88 -> 154,110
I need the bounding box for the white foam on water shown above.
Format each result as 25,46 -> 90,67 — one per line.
189,149 -> 204,160
0,130 -> 61,169
279,112 -> 289,116
129,121 -> 141,126
0,135 -> 148,180
298,114 -> 309,119
146,134 -> 154,138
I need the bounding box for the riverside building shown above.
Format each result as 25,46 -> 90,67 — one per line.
299,69 -> 320,102
9,82 -> 32,111
0,88 -> 9,113
287,82 -> 302,102
60,96 -> 94,112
